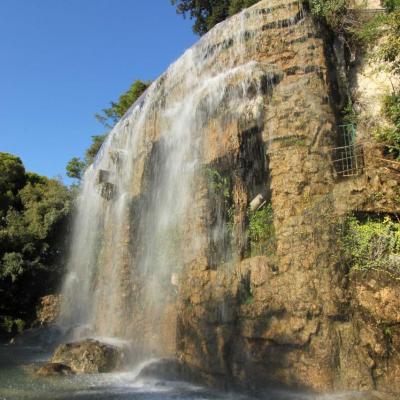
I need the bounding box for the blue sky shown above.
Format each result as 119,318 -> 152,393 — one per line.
0,0 -> 196,183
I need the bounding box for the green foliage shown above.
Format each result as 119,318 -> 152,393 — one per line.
171,0 -> 260,36
206,167 -> 233,228
229,0 -> 259,15
383,93 -> 400,126
1,253 -> 24,282
238,271 -> 255,305
66,135 -> 107,181
248,203 -> 275,256
375,93 -> 400,159
95,80 -> 150,129
342,101 -> 358,126
206,168 -> 230,201
67,80 -> 149,181
341,215 -> 400,275
355,2 -> 400,75
2,316 -> 25,334
382,0 -> 400,12
66,157 -> 86,180
243,293 -> 254,305
84,134 -> 108,166
0,153 -> 72,332
383,326 -> 394,338
307,0 -> 349,31
354,12 -> 386,43
0,153 -> 26,220
376,10 -> 400,74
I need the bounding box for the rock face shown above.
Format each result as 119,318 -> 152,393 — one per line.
59,0 -> 400,395
36,295 -> 62,326
51,339 -> 125,373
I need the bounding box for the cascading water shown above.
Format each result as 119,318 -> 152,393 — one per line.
59,0 -> 302,360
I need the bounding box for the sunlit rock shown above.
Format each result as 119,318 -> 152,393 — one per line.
51,339 -> 126,373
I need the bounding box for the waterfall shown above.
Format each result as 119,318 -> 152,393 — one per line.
59,0 -> 296,359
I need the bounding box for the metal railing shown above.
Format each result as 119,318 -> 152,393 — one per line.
331,124 -> 364,177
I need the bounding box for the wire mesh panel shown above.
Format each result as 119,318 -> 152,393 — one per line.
331,124 -> 364,177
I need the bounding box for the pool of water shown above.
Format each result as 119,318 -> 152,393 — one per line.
0,345 -> 375,400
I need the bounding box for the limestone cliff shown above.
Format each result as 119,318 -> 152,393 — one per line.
60,0 -> 400,396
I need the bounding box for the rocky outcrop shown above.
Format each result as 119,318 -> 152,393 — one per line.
335,271 -> 400,393
36,295 -> 62,326
51,339 -> 126,373
59,0 -> 400,395
174,0 -> 400,394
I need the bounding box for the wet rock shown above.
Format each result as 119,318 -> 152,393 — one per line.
137,358 -> 183,381
51,339 -> 126,373
35,362 -> 74,377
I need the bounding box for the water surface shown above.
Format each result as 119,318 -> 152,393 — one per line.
0,345 -> 368,400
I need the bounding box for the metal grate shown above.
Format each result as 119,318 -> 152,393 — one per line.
331,124 -> 364,177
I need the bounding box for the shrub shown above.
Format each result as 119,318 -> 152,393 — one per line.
375,93 -> 400,159
0,153 -> 72,333
342,101 -> 358,126
248,203 -> 275,256
307,0 -> 349,31
171,0 -> 260,36
342,215 -> 400,275
2,316 -> 25,334
382,0 -> 400,12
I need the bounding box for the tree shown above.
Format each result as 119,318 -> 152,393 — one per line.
171,0 -> 260,35
0,153 -> 72,333
66,157 -> 86,181
66,80 -> 149,181
84,134 -> 108,165
95,80 -> 150,129
0,153 -> 26,219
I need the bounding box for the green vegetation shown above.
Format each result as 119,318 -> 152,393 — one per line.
304,1 -> 400,159
206,168 -> 231,205
356,4 -> 400,74
206,167 -> 234,231
247,203 -> 275,256
375,93 -> 400,159
307,0 -> 348,32
341,214 -> 400,277
95,80 -> 150,129
0,153 -> 72,337
238,271 -> 254,305
306,0 -> 400,70
171,0 -> 260,35
342,101 -> 358,126
66,80 -> 149,181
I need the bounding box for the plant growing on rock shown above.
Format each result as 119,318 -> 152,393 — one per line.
341,214 -> 400,277
375,93 -> 400,160
355,1 -> 400,75
307,0 -> 349,32
206,168 -> 233,224
247,203 -> 275,256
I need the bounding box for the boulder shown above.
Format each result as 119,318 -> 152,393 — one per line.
35,362 -> 74,377
51,338 -> 125,373
137,358 -> 182,381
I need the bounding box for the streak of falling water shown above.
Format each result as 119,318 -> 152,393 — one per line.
58,0 -> 292,356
